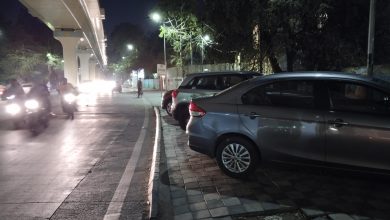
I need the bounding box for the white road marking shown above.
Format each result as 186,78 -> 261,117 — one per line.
103,100 -> 149,220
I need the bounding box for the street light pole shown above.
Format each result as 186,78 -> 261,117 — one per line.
151,12 -> 168,91
163,25 -> 167,69
201,35 -> 210,69
201,40 -> 204,65
367,0 -> 376,77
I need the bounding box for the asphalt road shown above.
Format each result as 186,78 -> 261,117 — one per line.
0,91 -> 161,220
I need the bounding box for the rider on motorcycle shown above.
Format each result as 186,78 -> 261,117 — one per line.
58,78 -> 75,95
58,77 -> 77,113
1,78 -> 25,100
27,78 -> 51,114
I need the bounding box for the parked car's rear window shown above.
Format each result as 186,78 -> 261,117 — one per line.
242,80 -> 315,108
180,74 -> 257,90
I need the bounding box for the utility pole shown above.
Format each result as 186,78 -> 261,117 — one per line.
367,0 -> 376,77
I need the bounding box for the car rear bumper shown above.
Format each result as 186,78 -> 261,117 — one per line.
161,99 -> 166,109
187,117 -> 217,157
189,142 -> 214,157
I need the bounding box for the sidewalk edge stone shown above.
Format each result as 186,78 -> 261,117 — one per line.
148,106 -> 161,219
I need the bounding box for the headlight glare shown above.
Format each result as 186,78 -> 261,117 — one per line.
6,103 -> 21,115
64,93 -> 76,103
25,99 -> 39,110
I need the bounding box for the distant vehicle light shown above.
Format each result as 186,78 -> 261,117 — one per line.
79,80 -> 116,94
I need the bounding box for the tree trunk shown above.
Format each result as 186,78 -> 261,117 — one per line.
268,50 -> 283,73
286,47 -> 295,72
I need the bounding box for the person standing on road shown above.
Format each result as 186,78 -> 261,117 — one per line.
137,78 -> 143,98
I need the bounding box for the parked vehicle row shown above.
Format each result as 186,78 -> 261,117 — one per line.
162,71 -> 390,179
187,72 -> 390,178
167,71 -> 262,130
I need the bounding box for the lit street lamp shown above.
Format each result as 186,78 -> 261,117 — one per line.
367,0 -> 376,77
201,34 -> 211,65
151,12 -> 167,69
151,12 -> 168,92
127,44 -> 134,51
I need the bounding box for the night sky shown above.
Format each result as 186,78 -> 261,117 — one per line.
0,0 -> 159,36
99,0 -> 158,35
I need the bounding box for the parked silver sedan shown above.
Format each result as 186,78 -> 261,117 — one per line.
187,72 -> 390,178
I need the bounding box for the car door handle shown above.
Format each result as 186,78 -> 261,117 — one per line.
245,112 -> 261,119
328,119 -> 349,127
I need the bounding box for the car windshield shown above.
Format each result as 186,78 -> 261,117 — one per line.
214,76 -> 261,96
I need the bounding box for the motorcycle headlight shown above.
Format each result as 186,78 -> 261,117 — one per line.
5,103 -> 21,115
64,93 -> 76,103
25,99 -> 39,110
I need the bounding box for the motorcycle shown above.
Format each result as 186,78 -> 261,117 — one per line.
5,95 -> 25,129
24,98 -> 50,135
62,93 -> 77,119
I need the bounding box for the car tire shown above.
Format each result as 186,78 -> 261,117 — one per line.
216,136 -> 259,179
178,106 -> 189,130
166,100 -> 172,116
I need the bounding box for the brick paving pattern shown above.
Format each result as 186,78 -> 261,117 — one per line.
159,111 -> 390,220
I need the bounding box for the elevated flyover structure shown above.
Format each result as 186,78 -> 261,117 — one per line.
19,0 -> 107,85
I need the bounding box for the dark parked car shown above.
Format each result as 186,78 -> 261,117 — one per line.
171,71 -> 261,130
161,89 -> 173,116
187,72 -> 390,178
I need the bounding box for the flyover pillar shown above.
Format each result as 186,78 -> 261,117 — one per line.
54,30 -> 82,86
89,58 -> 97,81
78,49 -> 92,82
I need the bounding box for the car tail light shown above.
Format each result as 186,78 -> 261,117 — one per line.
189,101 -> 206,117
172,89 -> 179,98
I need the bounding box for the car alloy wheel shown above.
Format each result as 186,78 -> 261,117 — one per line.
166,100 -> 172,116
178,106 -> 189,130
216,136 -> 258,178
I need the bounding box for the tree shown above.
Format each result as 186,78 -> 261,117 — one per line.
157,0 -> 390,73
0,48 -> 45,80
159,11 -> 206,66
0,6 -> 62,81
46,53 -> 63,70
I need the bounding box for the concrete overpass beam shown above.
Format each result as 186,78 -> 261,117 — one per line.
54,30 -> 83,86
78,49 -> 92,82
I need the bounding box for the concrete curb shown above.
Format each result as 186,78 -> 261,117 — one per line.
148,106 -> 161,219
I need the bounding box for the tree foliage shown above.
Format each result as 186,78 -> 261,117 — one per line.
0,7 -> 63,82
0,48 -> 44,80
159,11 -> 210,66
157,0 -> 390,73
